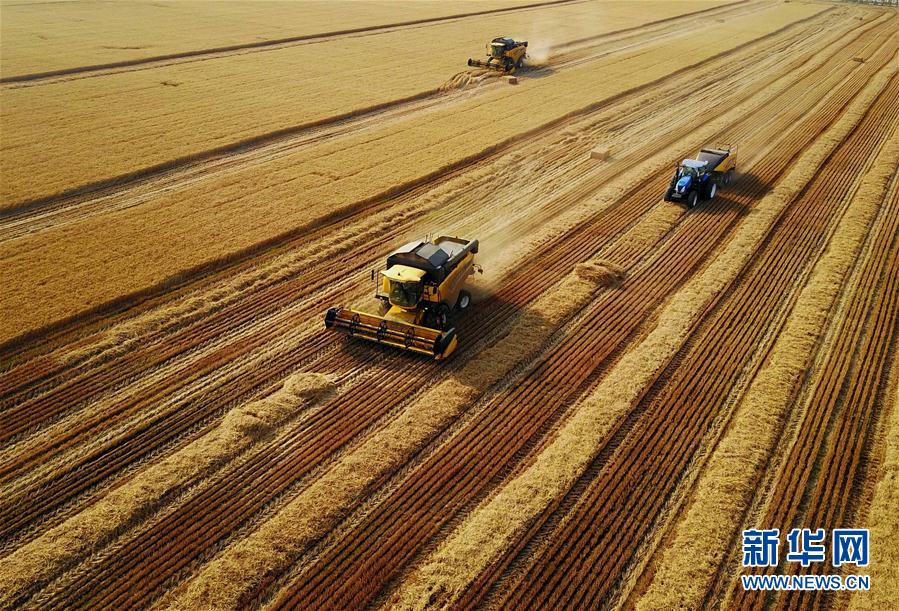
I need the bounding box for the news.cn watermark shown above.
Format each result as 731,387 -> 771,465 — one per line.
740,528 -> 870,592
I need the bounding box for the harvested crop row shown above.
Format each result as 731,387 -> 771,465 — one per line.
635,123 -> 899,611
496,67 -> 899,603
162,256 -> 621,609
850,343 -> 899,611
0,373 -> 333,609
269,34 -> 895,610
0,2 -> 826,345
491,62 -> 899,611
385,48 -> 899,610
0,4 -> 848,552
730,127 -> 899,611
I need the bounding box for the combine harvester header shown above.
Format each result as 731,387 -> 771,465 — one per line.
325,236 -> 481,360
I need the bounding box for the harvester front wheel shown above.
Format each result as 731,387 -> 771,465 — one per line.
433,303 -> 454,330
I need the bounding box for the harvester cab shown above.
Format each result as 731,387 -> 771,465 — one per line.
468,37 -> 528,73
325,236 -> 481,360
664,144 -> 737,208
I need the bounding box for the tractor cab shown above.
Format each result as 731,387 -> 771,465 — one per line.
677,158 -> 708,177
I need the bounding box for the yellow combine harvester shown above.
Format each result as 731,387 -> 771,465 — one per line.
325,236 -> 481,360
468,37 -> 528,73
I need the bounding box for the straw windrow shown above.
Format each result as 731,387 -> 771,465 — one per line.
0,373 -> 333,608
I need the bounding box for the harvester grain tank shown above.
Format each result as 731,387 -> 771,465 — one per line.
468,37 -> 528,73
664,145 -> 738,208
324,236 -> 481,360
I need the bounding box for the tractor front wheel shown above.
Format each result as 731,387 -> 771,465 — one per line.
687,191 -> 699,209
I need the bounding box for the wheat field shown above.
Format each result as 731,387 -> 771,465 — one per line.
1,0 -> 897,609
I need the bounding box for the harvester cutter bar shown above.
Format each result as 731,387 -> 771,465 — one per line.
325,307 -> 455,359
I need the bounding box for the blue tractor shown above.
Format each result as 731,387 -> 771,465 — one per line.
664,145 -> 737,208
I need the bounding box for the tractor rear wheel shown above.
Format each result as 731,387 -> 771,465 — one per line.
705,181 -> 718,200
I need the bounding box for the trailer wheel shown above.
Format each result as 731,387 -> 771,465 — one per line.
688,191 -> 699,209
726,168 -> 735,186
456,290 -> 471,312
